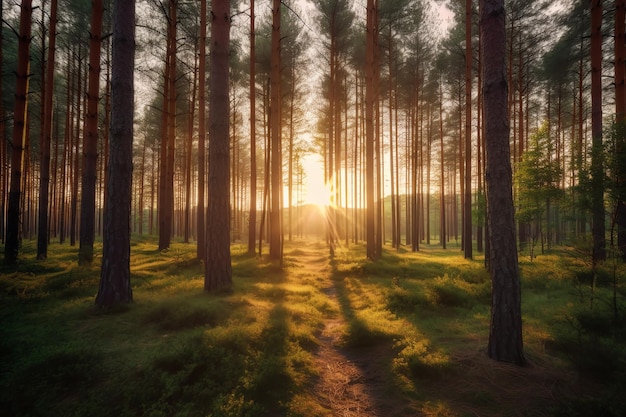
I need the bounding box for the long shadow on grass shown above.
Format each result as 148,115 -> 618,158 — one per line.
250,303 -> 295,413
324,254 -> 415,415
244,261 -> 299,415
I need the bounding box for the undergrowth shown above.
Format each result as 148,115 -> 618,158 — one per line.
1,238 -> 624,416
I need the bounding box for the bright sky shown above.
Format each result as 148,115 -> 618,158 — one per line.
301,153 -> 331,207
291,0 -> 452,206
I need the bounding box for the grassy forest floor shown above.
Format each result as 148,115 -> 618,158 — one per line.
1,236 -> 625,416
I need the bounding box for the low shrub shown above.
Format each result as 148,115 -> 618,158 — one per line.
392,337 -> 451,379
143,298 -> 227,331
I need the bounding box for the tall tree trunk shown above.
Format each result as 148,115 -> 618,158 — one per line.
205,0 -> 232,291
577,39 -> 586,235
481,0 -> 525,365
70,49 -> 83,247
439,77 -> 446,249
477,27 -> 484,253
591,0 -> 605,266
327,29 -> 336,256
268,0 -> 282,262
79,0 -> 104,264
288,57 -> 295,242
184,46 -> 197,244
247,0 -> 257,255
96,0 -> 135,307
0,0 -> 5,245
366,0 -> 379,260
388,43 -> 397,249
59,49 -> 72,245
37,0 -> 58,259
197,0 -> 207,259
464,0 -> 473,259
158,0 -> 177,250
616,0 -> 626,259
101,31 -> 111,236
4,0 -> 32,264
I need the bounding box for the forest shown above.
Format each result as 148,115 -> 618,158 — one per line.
1,0 -> 626,415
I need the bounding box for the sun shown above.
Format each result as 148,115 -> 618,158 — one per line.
301,153 -> 332,208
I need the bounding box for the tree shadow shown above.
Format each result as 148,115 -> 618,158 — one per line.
320,257 -> 419,416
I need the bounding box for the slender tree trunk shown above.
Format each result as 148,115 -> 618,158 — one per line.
616,0 -> 626,259
269,0 -> 282,262
247,0 -> 257,255
288,58 -> 295,242
96,0 -> 135,307
59,49 -> 72,245
0,0 -> 5,245
79,0 -> 104,264
70,50 -> 83,247
477,27 -> 484,253
197,0 -> 207,259
591,0 -> 605,266
259,88 -> 270,255
439,78 -> 446,249
101,32 -> 111,236
577,40 -> 586,235
138,138 -> 146,234
205,0 -> 232,291
388,44 -> 397,248
158,0 -> 177,251
37,0 -> 58,259
464,0 -> 473,259
481,0 -> 525,365
366,0 -> 379,260
184,46 -> 197,244
4,0 -> 32,264
327,30 -> 336,256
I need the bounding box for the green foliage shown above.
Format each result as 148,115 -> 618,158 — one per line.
142,297 -> 229,331
2,239 -> 626,416
392,338 -> 451,379
515,122 -> 564,225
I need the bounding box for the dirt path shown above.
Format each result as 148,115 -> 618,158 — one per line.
287,242 -> 584,417
292,244 -> 415,416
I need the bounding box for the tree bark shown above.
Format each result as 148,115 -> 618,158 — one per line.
439,77 -> 446,249
197,0 -> 207,260
4,0 -> 32,264
616,0 -> 626,259
464,0 -> 473,259
269,0 -> 282,262
79,0 -> 104,264
158,0 -> 177,251
247,0 -> 257,255
591,0 -> 605,266
366,0 -> 379,260
37,0 -> 58,260
96,0 -> 135,307
481,0 -> 525,365
70,49 -> 83,247
0,0 -> 4,245
184,45 -> 197,244
205,0 -> 232,291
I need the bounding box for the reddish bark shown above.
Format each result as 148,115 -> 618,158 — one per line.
37,0 -> 58,259
205,0 -> 232,291
79,0 -> 104,264
481,0 -> 525,365
197,0 -> 207,260
4,0 -> 32,264
96,0 -> 135,307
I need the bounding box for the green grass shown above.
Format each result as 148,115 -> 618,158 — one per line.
1,237 -> 625,416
